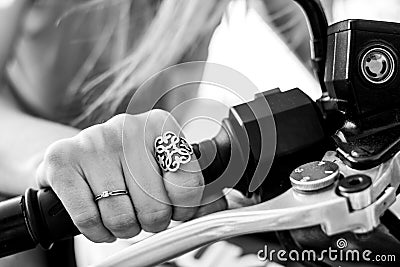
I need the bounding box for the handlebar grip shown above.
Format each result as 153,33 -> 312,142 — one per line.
0,188 -> 80,258
0,195 -> 36,258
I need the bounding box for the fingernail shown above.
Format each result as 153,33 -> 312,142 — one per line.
105,237 -> 117,243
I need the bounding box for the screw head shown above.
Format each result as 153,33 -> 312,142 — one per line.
338,174 -> 372,194
290,161 -> 339,192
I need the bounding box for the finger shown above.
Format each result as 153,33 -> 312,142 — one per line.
36,153 -> 115,243
148,113 -> 204,221
82,154 -> 141,239
162,156 -> 204,221
193,197 -> 228,218
122,117 -> 172,233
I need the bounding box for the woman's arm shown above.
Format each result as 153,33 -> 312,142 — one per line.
0,1 -> 76,196
0,88 -> 79,196
0,0 -> 32,80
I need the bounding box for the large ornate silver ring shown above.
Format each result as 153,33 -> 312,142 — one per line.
154,131 -> 193,172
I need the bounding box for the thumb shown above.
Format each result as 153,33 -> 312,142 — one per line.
194,188 -> 261,218
35,160 -> 50,188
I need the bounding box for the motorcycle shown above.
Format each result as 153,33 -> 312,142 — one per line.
2,0 -> 400,266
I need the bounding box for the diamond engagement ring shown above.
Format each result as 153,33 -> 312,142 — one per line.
94,190 -> 129,202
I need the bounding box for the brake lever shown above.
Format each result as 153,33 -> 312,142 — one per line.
91,151 -> 400,267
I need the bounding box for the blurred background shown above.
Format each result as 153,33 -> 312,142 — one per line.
4,0 -> 396,266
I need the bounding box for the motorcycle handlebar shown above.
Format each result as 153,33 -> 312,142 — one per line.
0,88 -> 328,258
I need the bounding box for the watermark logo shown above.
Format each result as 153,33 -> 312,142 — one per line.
336,238 -> 347,249
257,238 -> 396,264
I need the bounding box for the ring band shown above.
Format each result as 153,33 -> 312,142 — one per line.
94,190 -> 129,202
154,131 -> 193,172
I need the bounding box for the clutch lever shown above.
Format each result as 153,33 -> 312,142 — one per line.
91,151 -> 400,267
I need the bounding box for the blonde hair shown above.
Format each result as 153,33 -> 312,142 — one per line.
62,0 -> 229,127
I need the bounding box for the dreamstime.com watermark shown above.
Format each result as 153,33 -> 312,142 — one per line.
257,238 -> 396,264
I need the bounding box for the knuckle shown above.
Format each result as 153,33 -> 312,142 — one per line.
107,113 -> 132,133
74,211 -> 102,230
137,207 -> 172,232
173,208 -> 197,221
99,123 -> 124,152
103,213 -> 138,233
122,115 -> 140,137
74,129 -> 99,155
87,234 -> 114,244
90,235 -> 115,244
182,173 -> 205,188
103,114 -> 136,151
169,175 -> 204,201
110,113 -> 129,125
147,109 -> 172,128
167,186 -> 203,212
149,109 -> 170,119
185,187 -> 204,202
44,139 -> 78,168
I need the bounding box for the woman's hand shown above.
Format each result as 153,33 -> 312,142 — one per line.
36,110 -> 213,242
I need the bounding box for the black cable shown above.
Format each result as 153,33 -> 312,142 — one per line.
292,0 -> 329,94
381,210 -> 400,242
